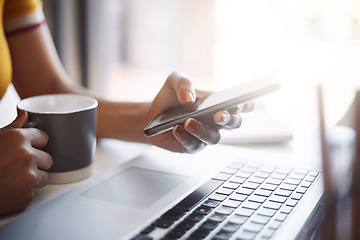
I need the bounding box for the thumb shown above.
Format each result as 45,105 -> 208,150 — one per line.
7,110 -> 29,129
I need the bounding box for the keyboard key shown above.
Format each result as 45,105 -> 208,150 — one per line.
270,173 -> 287,180
177,220 -> 196,230
229,215 -> 248,225
260,184 -> 277,191
279,183 -> 296,191
191,227 -> 212,238
213,230 -> 233,240
222,199 -> 241,208
285,199 -> 298,207
275,212 -> 288,222
222,222 -> 241,232
275,167 -> 292,175
229,176 -> 247,184
235,230 -> 257,240
216,206 -> 234,215
187,212 -> 205,222
254,171 -> 270,179
216,187 -> 234,196
268,220 -> 282,230
209,213 -> 227,222
221,167 -> 239,175
263,201 -> 282,210
161,208 -> 186,220
254,189 -> 272,197
269,195 -> 287,204
284,178 -> 301,185
248,176 -> 265,184
242,201 -> 261,210
266,178 -> 282,185
152,218 -> 174,228
213,172 -> 232,181
241,166 -> 257,174
201,220 -> 219,230
288,173 -> 305,180
195,205 -> 213,215
236,171 -> 253,178
131,235 -> 153,240
293,169 -> 308,175
202,199 -> 220,208
291,193 -> 303,200
261,228 -> 276,239
237,188 -> 254,196
243,222 -> 264,233
230,193 -> 247,202
209,193 -> 227,202
140,225 -> 155,235
174,179 -> 223,211
166,227 -> 187,239
304,175 -> 316,182
308,171 -> 319,177
242,182 -> 260,190
280,205 -> 293,214
274,189 -> 292,197
257,207 -> 277,217
296,186 -> 308,194
236,207 -> 255,217
251,215 -> 271,225
258,165 -> 276,173
223,182 -> 240,190
300,181 -> 311,188
248,195 -> 267,203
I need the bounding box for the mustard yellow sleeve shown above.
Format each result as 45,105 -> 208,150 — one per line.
4,0 -> 42,21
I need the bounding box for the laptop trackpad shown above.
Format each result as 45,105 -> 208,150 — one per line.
80,167 -> 188,209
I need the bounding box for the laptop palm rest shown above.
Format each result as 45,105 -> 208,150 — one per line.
80,167 -> 188,209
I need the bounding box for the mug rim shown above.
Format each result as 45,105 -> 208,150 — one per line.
17,94 -> 98,114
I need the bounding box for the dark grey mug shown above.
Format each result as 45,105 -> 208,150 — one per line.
17,94 -> 98,184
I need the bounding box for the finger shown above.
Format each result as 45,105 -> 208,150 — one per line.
6,110 -> 29,129
22,128 -> 49,149
184,118 -> 221,145
167,72 -> 196,104
236,101 -> 255,113
32,169 -> 49,188
214,111 -> 242,129
172,125 -> 206,153
33,148 -> 53,171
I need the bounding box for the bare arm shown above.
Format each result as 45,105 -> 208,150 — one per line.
7,24 -> 150,142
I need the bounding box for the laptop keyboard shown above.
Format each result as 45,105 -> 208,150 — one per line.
132,160 -> 319,240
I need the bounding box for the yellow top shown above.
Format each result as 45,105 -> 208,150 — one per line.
0,0 -> 42,99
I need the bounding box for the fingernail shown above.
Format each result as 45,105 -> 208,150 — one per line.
18,110 -> 26,118
218,112 -> 230,125
180,91 -> 195,103
185,119 -> 199,132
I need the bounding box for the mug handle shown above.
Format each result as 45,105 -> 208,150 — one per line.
23,119 -> 43,130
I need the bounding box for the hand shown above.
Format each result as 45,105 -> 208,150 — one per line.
0,111 -> 53,216
145,72 -> 253,153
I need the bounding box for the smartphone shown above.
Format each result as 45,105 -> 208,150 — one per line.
144,72 -> 281,136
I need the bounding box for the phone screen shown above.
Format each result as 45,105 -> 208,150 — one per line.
144,72 -> 281,136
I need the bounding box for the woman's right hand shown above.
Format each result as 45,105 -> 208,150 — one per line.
0,110 -> 53,216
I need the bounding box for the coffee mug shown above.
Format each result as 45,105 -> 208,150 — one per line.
17,94 -> 98,184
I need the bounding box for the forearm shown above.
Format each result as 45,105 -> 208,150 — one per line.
96,100 -> 151,142
7,24 -> 152,142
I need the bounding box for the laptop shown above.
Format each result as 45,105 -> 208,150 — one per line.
0,115 -> 326,239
